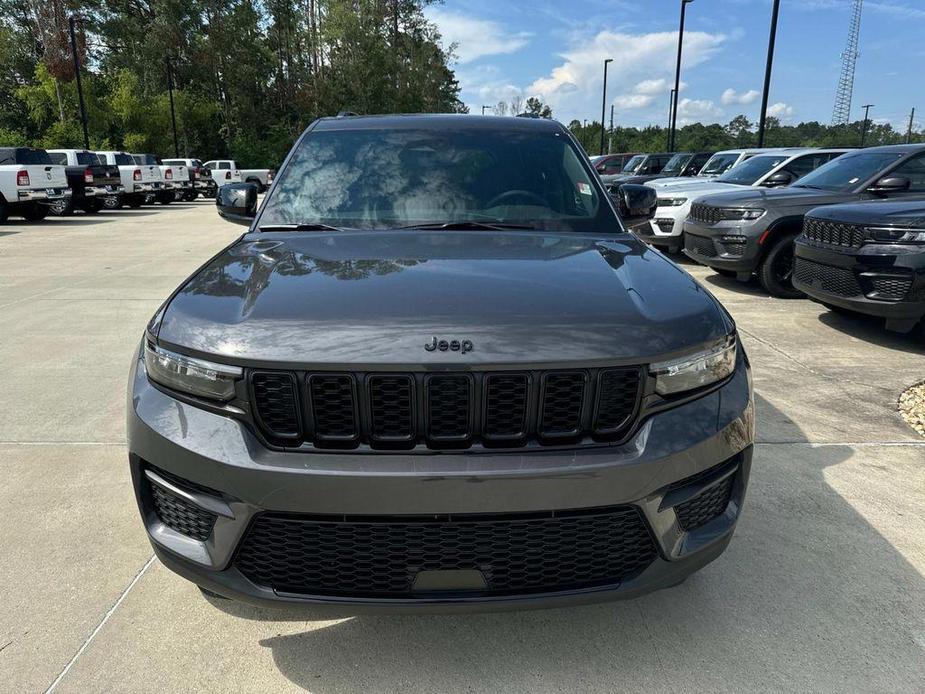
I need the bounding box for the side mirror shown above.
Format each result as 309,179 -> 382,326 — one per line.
763,171 -> 793,187
216,182 -> 258,225
616,184 -> 657,227
868,176 -> 910,194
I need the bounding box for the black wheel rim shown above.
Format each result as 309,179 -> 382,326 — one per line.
772,243 -> 794,287
51,199 -> 66,214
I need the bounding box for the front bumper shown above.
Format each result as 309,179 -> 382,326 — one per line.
683,219 -> 762,274
17,187 -> 71,202
127,346 -> 754,613
794,239 -> 925,330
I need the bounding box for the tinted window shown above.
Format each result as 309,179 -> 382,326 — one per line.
75,151 -> 96,166
622,155 -> 645,173
260,127 -> 614,233
660,153 -> 692,176
792,151 -> 905,192
13,148 -> 52,165
889,153 -> 925,192
699,153 -> 740,175
191,159 -> 203,168
689,153 -> 712,172
218,161 -> 230,170
783,153 -> 838,180
47,152 -> 68,165
716,154 -> 789,185
162,160 -> 180,166
114,153 -> 134,165
600,159 -> 623,173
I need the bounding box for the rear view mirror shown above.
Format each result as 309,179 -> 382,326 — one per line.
216,183 -> 258,225
868,176 -> 910,194
616,184 -> 657,227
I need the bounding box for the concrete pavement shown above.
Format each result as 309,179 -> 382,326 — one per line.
0,203 -> 922,693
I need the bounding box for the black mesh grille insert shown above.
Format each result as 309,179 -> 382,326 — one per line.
675,476 -> 734,531
150,483 -> 216,541
868,275 -> 912,300
794,257 -> 861,297
685,233 -> 717,258
802,217 -> 865,248
234,506 -> 658,598
540,372 -> 586,437
308,374 -> 357,441
368,375 -> 414,442
251,372 -> 301,439
594,369 -> 641,434
426,375 -> 472,441
483,374 -> 529,440
689,203 -> 722,225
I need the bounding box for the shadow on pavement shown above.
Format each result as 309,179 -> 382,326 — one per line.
202,394 -> 924,691
818,308 -> 924,355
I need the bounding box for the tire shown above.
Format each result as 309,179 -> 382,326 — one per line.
82,199 -> 103,214
21,204 -> 49,222
103,195 -> 123,210
127,195 -> 143,208
50,196 -> 75,216
714,268 -> 737,278
757,234 -> 803,299
156,191 -> 174,205
0,198 -> 8,224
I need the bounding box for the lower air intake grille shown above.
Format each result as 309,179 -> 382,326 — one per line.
234,506 -> 657,598
685,234 -> 717,258
675,476 -> 734,531
868,275 -> 912,300
794,257 -> 861,297
150,484 -> 217,541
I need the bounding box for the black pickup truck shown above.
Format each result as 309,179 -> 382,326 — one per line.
46,149 -> 124,214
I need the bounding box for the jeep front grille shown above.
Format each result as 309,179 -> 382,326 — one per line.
802,217 -> 865,248
249,367 -> 643,451
689,203 -> 722,225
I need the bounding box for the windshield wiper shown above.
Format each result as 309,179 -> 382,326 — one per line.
398,220 -> 537,231
258,222 -> 345,232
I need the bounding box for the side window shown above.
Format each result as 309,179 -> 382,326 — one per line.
48,152 -> 67,165
218,161 -> 230,170
783,154 -> 826,181
889,154 -> 925,192
602,160 -> 621,173
203,161 -> 215,169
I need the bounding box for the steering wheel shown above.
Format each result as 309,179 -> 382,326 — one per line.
486,190 -> 547,208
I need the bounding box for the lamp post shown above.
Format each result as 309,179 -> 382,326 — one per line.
669,0 -> 694,152
860,104 -> 874,146
600,58 -> 613,155
756,0 -> 781,147
68,16 -> 90,149
666,89 -> 676,151
166,58 -> 180,157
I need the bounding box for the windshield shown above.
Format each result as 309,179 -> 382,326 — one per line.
716,154 -> 789,186
660,153 -> 691,176
699,153 -> 740,175
259,127 -> 615,232
621,155 -> 645,173
792,151 -> 905,192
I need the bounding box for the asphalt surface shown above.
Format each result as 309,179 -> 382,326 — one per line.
1,201 -> 923,693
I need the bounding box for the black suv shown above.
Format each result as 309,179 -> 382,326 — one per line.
794,199 -> 925,335
684,144 -> 925,298
609,151 -> 714,187
128,115 -> 753,611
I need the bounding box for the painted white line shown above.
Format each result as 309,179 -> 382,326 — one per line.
45,555 -> 156,693
756,441 -> 925,447
0,441 -> 124,446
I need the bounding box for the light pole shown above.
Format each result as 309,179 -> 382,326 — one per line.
608,104 -> 614,154
907,107 -> 916,144
68,16 -> 90,150
166,58 -> 180,157
756,0 -> 781,147
860,104 -> 874,146
666,89 -> 676,150
600,58 -> 612,155
669,0 -> 694,152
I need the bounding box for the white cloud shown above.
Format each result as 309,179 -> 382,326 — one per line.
612,94 -> 656,110
677,98 -> 723,119
721,88 -> 760,106
426,9 -> 531,64
524,29 -> 725,124
634,78 -> 686,96
767,102 -> 795,118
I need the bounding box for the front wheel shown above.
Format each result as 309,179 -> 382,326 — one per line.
758,234 -> 803,299
21,203 -> 49,222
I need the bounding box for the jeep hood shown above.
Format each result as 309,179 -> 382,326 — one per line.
157,231 -> 730,366
697,185 -> 858,209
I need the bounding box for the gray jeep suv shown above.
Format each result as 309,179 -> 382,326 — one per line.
683,144 -> 925,297
128,114 -> 753,611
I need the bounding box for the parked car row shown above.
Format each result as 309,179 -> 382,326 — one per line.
0,147 -> 275,222
614,143 -> 925,338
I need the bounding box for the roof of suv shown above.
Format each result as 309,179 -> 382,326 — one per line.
312,114 -> 564,133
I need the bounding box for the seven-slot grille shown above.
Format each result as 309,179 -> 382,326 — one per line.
249,367 -> 643,450
802,217 -> 865,248
233,505 -> 658,598
689,203 -> 722,224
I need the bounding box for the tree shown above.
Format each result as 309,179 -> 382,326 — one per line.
524,96 -> 552,119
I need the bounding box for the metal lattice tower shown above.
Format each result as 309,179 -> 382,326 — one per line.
831,0 -> 863,125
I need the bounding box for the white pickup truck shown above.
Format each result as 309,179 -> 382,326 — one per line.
97,151 -> 164,208
132,153 -> 192,204
203,159 -> 274,192
0,147 -> 70,223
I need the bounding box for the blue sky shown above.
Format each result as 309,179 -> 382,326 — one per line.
425,0 -> 924,131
